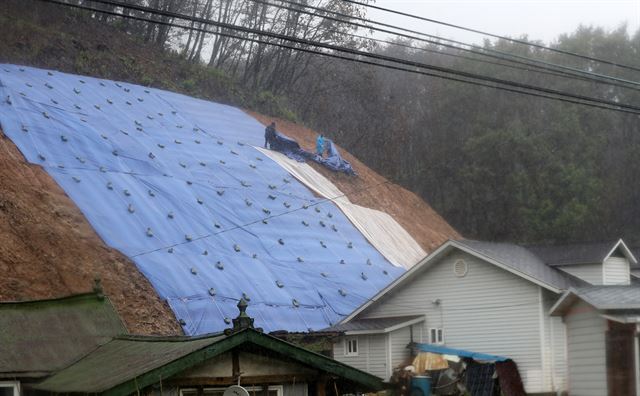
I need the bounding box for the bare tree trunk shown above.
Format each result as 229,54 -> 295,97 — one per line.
182,0 -> 200,57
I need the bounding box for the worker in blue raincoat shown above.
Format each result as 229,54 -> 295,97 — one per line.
316,134 -> 325,157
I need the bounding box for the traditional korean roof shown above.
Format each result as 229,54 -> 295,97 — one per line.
33,328 -> 385,395
0,290 -> 126,379
33,334 -> 224,394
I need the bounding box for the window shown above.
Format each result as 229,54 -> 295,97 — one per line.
0,382 -> 19,396
344,336 -> 358,356
429,328 -> 444,345
181,386 -> 283,396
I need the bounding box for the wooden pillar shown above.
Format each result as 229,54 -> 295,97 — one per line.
315,379 -> 327,396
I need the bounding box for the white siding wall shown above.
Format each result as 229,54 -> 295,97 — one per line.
558,264 -> 603,285
389,326 -> 413,372
564,300 -> 607,396
542,290 -> 568,393
359,251 -> 549,393
332,334 -> 388,380
603,256 -> 630,285
333,335 -> 368,374
368,334 -> 388,379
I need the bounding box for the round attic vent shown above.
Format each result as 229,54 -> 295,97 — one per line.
453,259 -> 468,277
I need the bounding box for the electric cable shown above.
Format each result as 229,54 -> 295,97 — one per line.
213,5 -> 639,92
341,0 -> 640,74
252,0 -> 640,89
40,0 -> 640,114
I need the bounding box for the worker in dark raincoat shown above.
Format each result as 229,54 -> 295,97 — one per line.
264,122 -> 276,149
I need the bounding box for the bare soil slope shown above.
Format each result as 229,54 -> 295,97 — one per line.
0,131 -> 180,335
247,112 -> 460,252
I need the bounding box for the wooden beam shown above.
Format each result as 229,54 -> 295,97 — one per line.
232,350 -> 240,378
168,374 -> 318,387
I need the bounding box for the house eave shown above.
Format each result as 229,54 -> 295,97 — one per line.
343,316 -> 426,335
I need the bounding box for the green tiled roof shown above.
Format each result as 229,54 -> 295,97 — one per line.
34,329 -> 384,396
0,292 -> 126,378
34,334 -> 224,393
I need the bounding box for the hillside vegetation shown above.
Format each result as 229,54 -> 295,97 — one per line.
1,0 -> 639,245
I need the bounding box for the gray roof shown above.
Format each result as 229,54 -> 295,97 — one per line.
456,240 -> 578,291
571,286 -> 640,310
0,292 -> 126,378
325,315 -> 424,333
526,240 -> 622,266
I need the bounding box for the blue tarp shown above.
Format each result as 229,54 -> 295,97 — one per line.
269,131 -> 355,175
415,343 -> 508,362
0,64 -> 404,334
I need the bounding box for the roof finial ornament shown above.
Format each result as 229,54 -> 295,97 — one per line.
224,298 -> 262,335
93,276 -> 104,300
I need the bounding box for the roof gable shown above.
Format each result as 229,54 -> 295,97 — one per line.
341,239 -> 572,323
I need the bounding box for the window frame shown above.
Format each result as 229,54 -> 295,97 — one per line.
344,336 -> 359,356
429,327 -> 444,345
0,381 -> 20,396
181,385 -> 284,396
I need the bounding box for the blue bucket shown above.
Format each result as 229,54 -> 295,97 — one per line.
410,375 -> 432,396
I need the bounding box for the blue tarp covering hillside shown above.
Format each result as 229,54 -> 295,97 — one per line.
0,65 -> 403,334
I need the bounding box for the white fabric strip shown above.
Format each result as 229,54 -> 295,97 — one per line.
256,147 -> 426,269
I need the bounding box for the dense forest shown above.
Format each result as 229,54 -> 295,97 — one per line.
2,0 -> 639,245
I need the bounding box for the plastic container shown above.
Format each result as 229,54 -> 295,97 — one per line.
410,375 -> 432,396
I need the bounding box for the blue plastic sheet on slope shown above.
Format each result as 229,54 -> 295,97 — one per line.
0,64 -> 403,334
270,130 -> 356,175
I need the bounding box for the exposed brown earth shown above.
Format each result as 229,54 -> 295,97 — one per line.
0,130 -> 181,335
246,112 -> 460,253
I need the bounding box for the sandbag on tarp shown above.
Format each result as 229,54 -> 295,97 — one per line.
268,131 -> 355,175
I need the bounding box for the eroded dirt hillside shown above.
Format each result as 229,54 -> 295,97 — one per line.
0,130 -> 181,335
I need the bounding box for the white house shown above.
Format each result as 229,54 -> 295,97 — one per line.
328,239 -> 640,395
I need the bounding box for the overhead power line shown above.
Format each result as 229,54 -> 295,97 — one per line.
37,0 -> 640,115
242,1 -> 640,93
255,0 -> 640,90
54,0 -> 640,113
341,0 -> 640,74
188,2 -> 625,90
